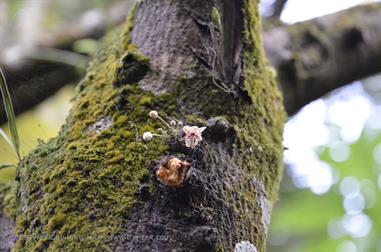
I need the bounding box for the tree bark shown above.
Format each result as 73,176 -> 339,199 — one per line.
0,183 -> 16,252
1,0 -> 284,251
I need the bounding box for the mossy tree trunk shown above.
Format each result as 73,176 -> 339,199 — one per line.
1,0 -> 285,251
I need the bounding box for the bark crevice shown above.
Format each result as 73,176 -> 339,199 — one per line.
217,0 -> 244,87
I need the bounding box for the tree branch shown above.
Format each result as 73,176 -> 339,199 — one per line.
38,1 -> 134,50
271,0 -> 288,19
264,3 -> 381,114
0,1 -> 133,124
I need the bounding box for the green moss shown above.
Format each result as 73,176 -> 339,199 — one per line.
12,4 -> 177,251
241,0 -> 285,199
115,115 -> 128,125
211,6 -> 222,29
121,2 -> 140,51
45,212 -> 66,232
0,181 -> 19,219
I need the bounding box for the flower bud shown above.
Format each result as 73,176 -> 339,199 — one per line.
170,120 -> 177,127
149,111 -> 158,119
142,132 -> 153,142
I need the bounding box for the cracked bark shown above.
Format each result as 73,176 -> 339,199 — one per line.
218,0 -> 243,86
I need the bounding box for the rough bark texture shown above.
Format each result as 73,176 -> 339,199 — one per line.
0,184 -> 16,252
265,3 -> 381,114
0,0 -> 284,251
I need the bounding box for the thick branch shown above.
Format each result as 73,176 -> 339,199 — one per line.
271,0 -> 288,19
0,1 -> 132,124
264,3 -> 381,114
38,1 -> 134,50
0,59 -> 80,123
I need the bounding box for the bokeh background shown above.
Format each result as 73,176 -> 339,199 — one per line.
1,1 -> 381,252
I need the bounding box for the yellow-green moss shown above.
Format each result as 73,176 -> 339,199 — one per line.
211,6 -> 222,29
45,212 -> 66,232
13,5 -> 178,251
0,181 -> 18,219
241,0 -> 285,200
115,115 -> 128,125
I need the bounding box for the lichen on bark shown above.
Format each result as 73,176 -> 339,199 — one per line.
1,0 -> 285,251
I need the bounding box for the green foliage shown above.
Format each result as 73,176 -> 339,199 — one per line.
0,127 -> 13,151
0,67 -> 21,160
268,128 -> 381,252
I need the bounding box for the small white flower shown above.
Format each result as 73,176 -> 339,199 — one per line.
170,120 -> 177,127
234,241 -> 258,252
142,132 -> 153,142
182,125 -> 206,149
177,121 -> 183,127
149,110 -> 158,119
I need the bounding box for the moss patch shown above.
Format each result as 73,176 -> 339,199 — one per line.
0,181 -> 18,219
13,6 -> 178,251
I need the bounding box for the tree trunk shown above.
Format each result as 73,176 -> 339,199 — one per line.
1,0 -> 285,251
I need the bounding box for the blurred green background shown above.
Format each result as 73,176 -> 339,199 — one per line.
268,80 -> 381,252
0,85 -> 74,183
1,1 -> 381,252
